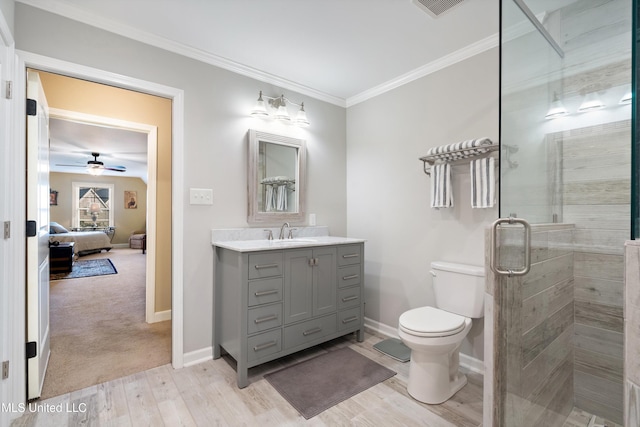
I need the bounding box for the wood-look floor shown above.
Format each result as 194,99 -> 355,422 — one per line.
11,333 -> 484,426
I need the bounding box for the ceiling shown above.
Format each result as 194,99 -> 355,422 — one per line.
32,0 -> 504,179
49,118 -> 149,181
21,0 -> 500,102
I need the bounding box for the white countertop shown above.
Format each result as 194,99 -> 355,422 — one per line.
213,235 -> 365,252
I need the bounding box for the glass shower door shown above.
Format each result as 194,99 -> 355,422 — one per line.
493,0 -> 632,426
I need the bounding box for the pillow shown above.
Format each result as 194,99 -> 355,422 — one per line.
50,222 -> 69,234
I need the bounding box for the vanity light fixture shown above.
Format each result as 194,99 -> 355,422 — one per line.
578,91 -> 605,113
544,92 -> 568,119
250,91 -> 310,127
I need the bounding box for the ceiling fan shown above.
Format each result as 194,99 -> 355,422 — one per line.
56,152 -> 126,176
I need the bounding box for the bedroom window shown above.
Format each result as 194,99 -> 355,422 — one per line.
72,182 -> 115,229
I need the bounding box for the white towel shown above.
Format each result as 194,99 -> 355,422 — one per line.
427,137 -> 495,161
265,185 -> 275,211
431,164 -> 453,208
470,157 -> 495,208
276,184 -> 287,211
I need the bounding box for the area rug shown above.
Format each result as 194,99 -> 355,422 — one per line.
264,346 -> 396,419
50,258 -> 117,280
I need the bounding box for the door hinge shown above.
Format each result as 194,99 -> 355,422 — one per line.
5,81 -> 12,99
26,342 -> 37,359
3,221 -> 9,239
1,361 -> 8,379
26,98 -> 37,116
26,220 -> 37,237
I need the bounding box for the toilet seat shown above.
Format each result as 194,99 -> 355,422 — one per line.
399,306 -> 467,337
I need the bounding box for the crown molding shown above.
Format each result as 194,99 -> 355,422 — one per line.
346,33 -> 499,107
16,0 -> 346,107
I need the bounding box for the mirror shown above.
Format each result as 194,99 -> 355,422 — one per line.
248,129 -> 306,224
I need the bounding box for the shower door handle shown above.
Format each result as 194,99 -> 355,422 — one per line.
490,217 -> 531,277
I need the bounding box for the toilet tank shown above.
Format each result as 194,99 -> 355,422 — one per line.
431,261 -> 485,318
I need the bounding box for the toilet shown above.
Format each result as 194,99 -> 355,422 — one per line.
398,261 -> 484,404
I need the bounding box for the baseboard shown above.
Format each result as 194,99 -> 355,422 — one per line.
364,317 -> 485,375
183,346 -> 213,367
148,309 -> 171,323
364,317 -> 399,338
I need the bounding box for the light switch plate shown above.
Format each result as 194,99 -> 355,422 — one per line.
189,188 -> 213,205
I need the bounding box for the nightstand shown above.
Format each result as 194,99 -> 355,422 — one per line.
50,242 -> 75,273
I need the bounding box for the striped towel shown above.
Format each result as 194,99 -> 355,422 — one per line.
426,138 -> 495,161
470,157 -> 495,208
431,164 -> 453,208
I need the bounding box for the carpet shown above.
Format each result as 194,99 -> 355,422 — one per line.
264,346 -> 396,419
50,258 -> 117,280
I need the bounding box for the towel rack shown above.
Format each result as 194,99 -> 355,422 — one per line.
420,144 -> 499,176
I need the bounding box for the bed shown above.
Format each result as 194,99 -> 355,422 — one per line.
49,222 -> 112,256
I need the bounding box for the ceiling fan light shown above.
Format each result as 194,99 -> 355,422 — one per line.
87,165 -> 104,176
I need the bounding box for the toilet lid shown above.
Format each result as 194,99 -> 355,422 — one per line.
399,307 -> 467,337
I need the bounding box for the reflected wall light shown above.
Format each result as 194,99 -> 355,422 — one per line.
620,89 -> 632,105
250,91 -> 309,127
545,92 -> 568,119
578,91 -> 605,113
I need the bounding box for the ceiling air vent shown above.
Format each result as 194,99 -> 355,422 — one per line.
412,0 -> 465,18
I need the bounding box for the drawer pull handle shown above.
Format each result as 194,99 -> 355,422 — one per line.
341,295 -> 358,302
254,314 -> 278,324
253,341 -> 277,352
342,254 -> 359,259
303,327 -> 322,336
342,316 -> 358,324
342,274 -> 359,280
255,263 -> 279,270
254,289 -> 278,297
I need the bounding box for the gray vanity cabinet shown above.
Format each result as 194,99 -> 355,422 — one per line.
213,243 -> 364,388
284,247 -> 337,324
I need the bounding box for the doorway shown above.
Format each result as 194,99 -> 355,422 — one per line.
15,51 -> 185,404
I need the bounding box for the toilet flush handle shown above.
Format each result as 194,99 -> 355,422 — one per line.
429,270 -> 436,277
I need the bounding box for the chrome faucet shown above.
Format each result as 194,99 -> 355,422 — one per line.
278,222 -> 290,240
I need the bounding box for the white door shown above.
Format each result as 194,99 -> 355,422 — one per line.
26,70 -> 50,400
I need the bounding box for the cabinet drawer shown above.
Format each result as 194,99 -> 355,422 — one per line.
338,286 -> 361,310
248,303 -> 282,334
338,307 -> 362,331
249,252 -> 283,279
248,277 -> 283,307
247,329 -> 282,363
337,245 -> 361,267
284,314 -> 337,350
338,265 -> 361,288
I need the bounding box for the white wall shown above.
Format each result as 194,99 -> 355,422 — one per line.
346,48 -> 499,360
14,3 -> 347,354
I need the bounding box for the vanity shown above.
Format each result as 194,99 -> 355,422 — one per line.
212,234 -> 365,388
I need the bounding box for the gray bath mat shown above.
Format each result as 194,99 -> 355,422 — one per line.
373,338 -> 411,362
264,346 -> 396,419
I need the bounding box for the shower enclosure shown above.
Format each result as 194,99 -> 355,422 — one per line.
488,0 -> 632,425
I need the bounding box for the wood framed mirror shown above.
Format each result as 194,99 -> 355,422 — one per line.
247,129 -> 306,224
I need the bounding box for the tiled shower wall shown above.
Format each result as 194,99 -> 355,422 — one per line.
554,120 -> 630,424
490,224 -> 575,427
625,241 -> 640,426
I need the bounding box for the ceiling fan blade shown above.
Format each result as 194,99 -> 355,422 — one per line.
104,166 -> 126,172
55,164 -> 87,167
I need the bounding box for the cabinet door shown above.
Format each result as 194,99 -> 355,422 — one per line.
313,247 -> 337,317
284,249 -> 313,324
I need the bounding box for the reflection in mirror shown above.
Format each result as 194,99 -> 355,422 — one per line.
248,129 -> 306,224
